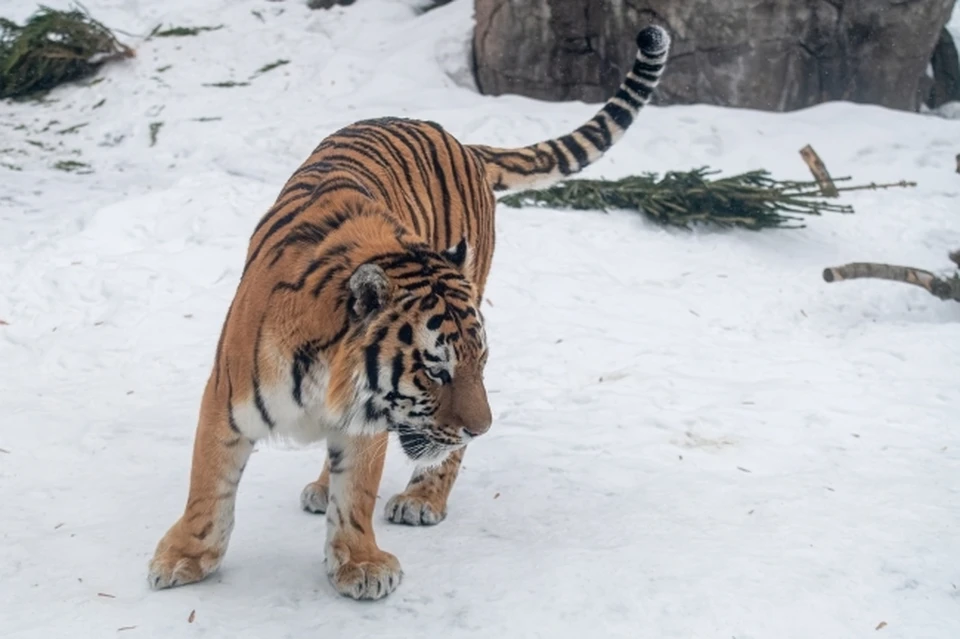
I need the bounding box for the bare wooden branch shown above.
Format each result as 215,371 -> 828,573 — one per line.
833,180 -> 917,194
799,144 -> 839,197
822,262 -> 960,302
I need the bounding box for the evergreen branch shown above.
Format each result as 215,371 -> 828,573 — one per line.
497,167 -> 909,230
0,4 -> 134,99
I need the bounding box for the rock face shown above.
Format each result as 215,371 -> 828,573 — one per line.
472,0 -> 957,112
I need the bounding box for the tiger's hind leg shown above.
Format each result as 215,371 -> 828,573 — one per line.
148,380 -> 254,589
384,447 -> 466,526
323,431 -> 402,600
300,458 -> 331,514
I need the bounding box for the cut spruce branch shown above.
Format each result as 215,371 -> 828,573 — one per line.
822,255 -> 960,303
498,167 -> 916,230
0,4 -> 134,99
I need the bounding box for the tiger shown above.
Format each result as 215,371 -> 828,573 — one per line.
147,24 -> 671,601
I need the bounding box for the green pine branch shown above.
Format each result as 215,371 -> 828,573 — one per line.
499,167 -> 916,231
0,4 -> 133,100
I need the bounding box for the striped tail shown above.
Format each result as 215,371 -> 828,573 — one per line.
470,24 -> 672,192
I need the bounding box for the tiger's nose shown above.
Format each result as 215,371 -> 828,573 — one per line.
461,414 -> 492,439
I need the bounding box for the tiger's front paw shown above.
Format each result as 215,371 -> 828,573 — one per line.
325,540 -> 402,601
384,492 -> 447,526
147,520 -> 224,590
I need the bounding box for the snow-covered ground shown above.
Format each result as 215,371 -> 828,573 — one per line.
1,1 -> 958,637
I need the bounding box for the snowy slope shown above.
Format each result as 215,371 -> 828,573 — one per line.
1,1 -> 958,638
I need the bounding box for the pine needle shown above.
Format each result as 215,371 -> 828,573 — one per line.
499,167 -> 916,231
0,4 -> 134,100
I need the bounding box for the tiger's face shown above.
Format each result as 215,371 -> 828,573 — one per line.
345,241 -> 492,466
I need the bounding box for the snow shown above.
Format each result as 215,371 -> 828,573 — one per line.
1,0 -> 958,637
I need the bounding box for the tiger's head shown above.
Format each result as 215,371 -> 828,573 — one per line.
339,238 -> 492,466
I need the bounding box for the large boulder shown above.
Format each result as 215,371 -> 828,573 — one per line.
472,0 -> 957,112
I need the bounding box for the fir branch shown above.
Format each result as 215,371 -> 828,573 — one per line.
0,4 -> 134,99
498,167 -> 915,231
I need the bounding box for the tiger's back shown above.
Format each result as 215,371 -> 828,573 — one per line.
148,25 -> 672,601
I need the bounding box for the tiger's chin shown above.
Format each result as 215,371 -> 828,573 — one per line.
395,428 -> 463,468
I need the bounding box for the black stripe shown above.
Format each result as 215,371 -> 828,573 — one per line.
269,216 -> 357,268
576,124 -> 605,152
291,341 -> 319,406
214,298 -> 237,389
337,127 -> 425,235
328,446 -> 344,473
594,116 -> 613,147
273,243 -> 352,293
316,152 -> 394,203
398,323 -> 414,345
381,124 -> 439,232
602,102 -> 634,129
397,121 -> 454,247
311,263 -> 349,297
624,77 -> 653,100
363,326 -> 388,391
559,134 -> 589,168
424,121 -> 473,240
633,60 -> 664,74
420,294 -> 440,312
546,139 -> 571,175
244,178 -> 369,274
356,125 -> 431,235
632,70 -> 660,84
349,512 -> 366,534
615,88 -> 643,109
252,322 -> 275,430
390,353 -> 404,391
364,343 -> 381,391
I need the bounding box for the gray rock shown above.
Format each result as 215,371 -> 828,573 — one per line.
473,0 -> 957,112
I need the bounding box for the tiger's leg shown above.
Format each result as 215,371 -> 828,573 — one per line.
385,446 -> 466,526
148,382 -> 254,589
300,458 -> 331,514
324,431 -> 402,600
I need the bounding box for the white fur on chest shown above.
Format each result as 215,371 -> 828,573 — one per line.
230,353 -> 386,444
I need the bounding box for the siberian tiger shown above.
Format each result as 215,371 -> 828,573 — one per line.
148,24 -> 671,601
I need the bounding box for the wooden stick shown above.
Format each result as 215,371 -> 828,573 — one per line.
822,262 -> 960,302
799,144 -> 839,197
833,180 -> 916,193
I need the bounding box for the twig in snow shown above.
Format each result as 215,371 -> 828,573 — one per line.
149,24 -> 223,38
251,59 -> 289,77
148,121 -> 162,147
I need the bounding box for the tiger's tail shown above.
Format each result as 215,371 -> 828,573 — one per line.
469,25 -> 672,192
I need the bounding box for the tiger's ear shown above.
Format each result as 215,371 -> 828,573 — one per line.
348,263 -> 391,319
440,237 -> 473,279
